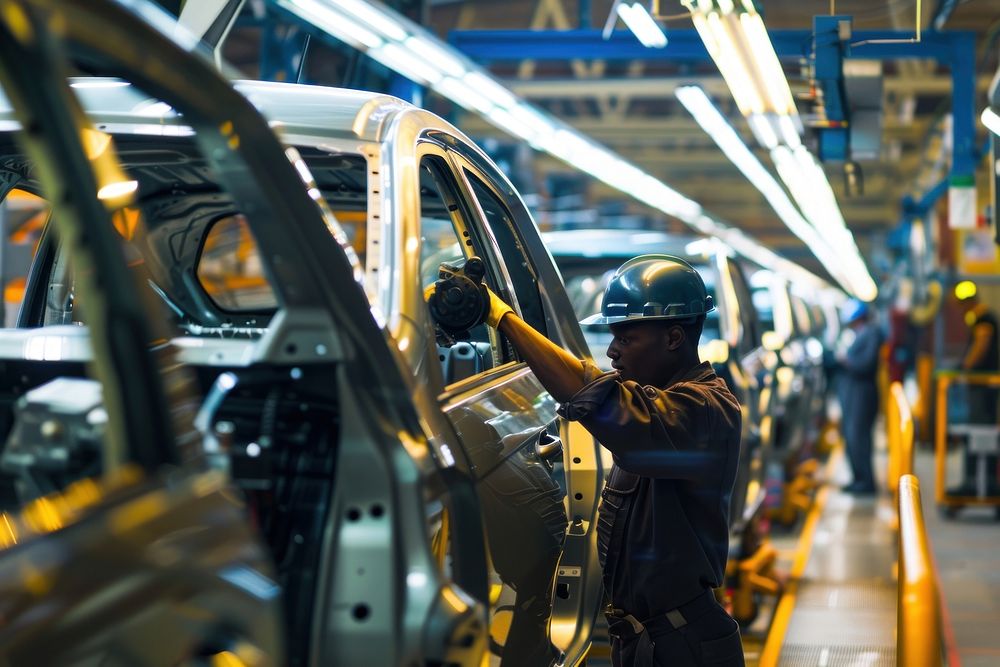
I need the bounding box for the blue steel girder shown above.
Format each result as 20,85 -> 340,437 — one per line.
813,16 -> 849,160
450,27 -> 978,178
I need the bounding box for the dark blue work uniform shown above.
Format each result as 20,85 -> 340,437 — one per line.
838,321 -> 883,491
559,361 -> 744,667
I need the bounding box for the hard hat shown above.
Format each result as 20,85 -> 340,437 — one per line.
841,298 -> 869,324
954,280 -> 978,301
580,254 -> 714,326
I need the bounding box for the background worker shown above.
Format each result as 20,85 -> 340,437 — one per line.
430,255 -> 744,667
835,299 -> 882,495
951,280 -> 999,496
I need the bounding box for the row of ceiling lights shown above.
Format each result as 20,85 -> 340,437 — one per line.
277,0 -> 843,298
682,0 -> 877,302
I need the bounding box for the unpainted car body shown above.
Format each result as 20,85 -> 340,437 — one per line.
0,1 -> 605,665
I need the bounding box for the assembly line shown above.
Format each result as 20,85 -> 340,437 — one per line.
0,0 -> 996,666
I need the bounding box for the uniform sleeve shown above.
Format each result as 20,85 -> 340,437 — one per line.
559,371 -> 736,481
962,322 -> 995,370
841,326 -> 881,377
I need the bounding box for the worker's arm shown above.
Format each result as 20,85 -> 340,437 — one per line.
962,322 -> 995,370
487,292 -> 588,403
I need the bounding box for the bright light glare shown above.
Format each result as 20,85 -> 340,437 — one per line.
332,0 -> 407,41
70,79 -> 130,89
432,77 -> 494,115
676,85 -> 870,298
747,114 -> 778,149
617,2 -> 668,48
404,36 -> 466,78
982,107 -> 1000,136
739,13 -> 795,114
370,43 -> 443,85
283,0 -> 835,291
462,71 -> 518,109
97,180 -> 139,201
285,0 -> 383,49
706,13 -> 764,115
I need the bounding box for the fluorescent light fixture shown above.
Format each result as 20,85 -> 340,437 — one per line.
332,0 -> 407,41
705,12 -> 764,115
370,43 -> 443,85
404,36 -> 466,78
777,114 -> 801,148
486,107 -> 534,141
676,85 -> 861,295
285,0 -> 835,291
70,79 -> 130,89
132,101 -> 175,117
617,2 -> 668,48
432,77 -> 494,115
283,0 -> 383,49
982,107 -> 1000,136
738,13 -> 795,115
747,114 -> 778,149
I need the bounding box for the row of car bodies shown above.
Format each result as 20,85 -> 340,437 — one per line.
0,0 -> 843,663
0,1 -> 608,664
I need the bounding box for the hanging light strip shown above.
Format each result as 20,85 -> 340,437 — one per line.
683,0 -> 876,301
274,0 -> 832,291
675,86 -> 867,296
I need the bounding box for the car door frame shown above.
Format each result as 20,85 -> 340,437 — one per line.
446,143 -> 605,663
0,2 -> 491,666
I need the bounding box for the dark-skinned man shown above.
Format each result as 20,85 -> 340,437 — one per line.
430,254 -> 745,667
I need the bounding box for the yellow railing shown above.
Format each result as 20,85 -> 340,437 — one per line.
897,474 -> 942,667
933,371 -> 1000,507
887,382 -> 916,535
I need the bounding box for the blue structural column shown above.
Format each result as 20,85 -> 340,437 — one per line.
813,15 -> 851,161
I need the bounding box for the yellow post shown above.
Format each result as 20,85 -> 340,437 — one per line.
887,381 -> 902,495
892,384 -> 915,479
897,475 -> 942,667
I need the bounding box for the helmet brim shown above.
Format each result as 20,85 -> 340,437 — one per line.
579,309 -> 714,327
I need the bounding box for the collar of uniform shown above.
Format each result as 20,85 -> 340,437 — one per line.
662,361 -> 715,389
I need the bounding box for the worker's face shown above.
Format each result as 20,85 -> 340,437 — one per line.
606,320 -> 685,386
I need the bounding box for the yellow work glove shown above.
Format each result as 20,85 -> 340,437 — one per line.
486,287 -> 513,329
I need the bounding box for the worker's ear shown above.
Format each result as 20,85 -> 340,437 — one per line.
664,324 -> 686,351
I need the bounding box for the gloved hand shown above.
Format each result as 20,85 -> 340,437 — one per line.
485,286 -> 513,329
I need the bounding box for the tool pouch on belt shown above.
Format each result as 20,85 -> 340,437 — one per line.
605,610 -> 656,667
597,465 -> 641,569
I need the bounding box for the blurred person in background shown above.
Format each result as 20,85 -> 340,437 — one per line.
836,300 -> 882,494
950,281 -> 999,495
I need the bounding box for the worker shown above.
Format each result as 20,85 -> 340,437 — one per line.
429,255 -> 744,667
835,299 -> 882,494
951,280 -> 999,496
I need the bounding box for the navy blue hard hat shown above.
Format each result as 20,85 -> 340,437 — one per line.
580,254 -> 714,326
841,298 -> 869,324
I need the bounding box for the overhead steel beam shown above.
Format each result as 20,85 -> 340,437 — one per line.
507,75 -> 991,100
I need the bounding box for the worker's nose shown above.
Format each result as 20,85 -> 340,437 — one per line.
607,340 -> 620,361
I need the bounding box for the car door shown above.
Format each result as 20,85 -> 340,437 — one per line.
0,3 -> 491,666
0,3 -> 283,664
406,132 -> 601,665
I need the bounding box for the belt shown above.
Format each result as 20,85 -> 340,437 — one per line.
605,588 -> 718,636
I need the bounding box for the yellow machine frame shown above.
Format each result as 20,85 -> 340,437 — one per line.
934,371 -> 1000,509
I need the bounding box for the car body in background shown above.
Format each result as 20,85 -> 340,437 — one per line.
0,1 -> 606,665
